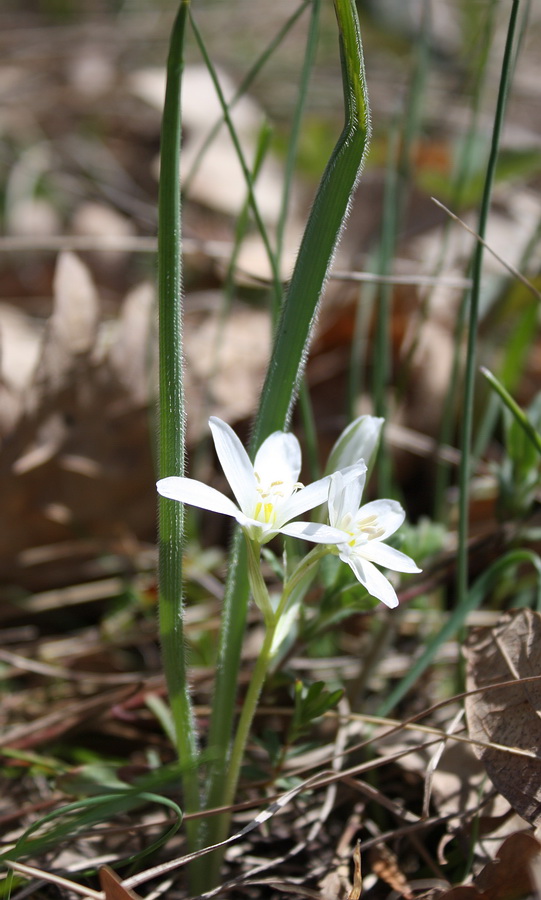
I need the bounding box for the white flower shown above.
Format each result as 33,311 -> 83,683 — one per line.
325,414 -> 384,476
157,417 -> 347,546
328,469 -> 421,609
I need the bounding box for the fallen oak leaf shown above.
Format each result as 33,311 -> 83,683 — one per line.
464,608 -> 541,825
429,832 -> 541,900
474,832 -> 541,900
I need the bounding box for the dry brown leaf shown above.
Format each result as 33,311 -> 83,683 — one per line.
369,843 -> 412,899
474,832 -> 541,898
0,255 -> 155,591
0,258 -> 277,590
130,64 -> 291,225
0,302 -> 42,393
99,866 -> 143,900
108,281 -> 155,406
183,295 -> 270,442
433,832 -> 541,900
464,608 -> 541,825
347,843 -> 362,900
34,252 -> 100,391
71,202 -> 136,269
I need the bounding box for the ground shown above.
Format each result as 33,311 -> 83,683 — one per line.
1,3 -> 541,898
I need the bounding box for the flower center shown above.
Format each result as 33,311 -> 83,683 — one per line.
341,512 -> 385,546
356,513 -> 385,541
254,500 -> 277,524
253,473 -> 303,524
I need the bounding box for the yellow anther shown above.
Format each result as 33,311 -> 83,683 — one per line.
254,501 -> 276,524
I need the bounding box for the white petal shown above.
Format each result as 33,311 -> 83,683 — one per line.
355,499 -> 404,539
209,417 -> 257,514
157,476 -> 240,519
326,415 -> 384,475
328,465 -> 366,526
254,430 -> 301,486
328,472 -> 345,526
237,508 -> 287,534
359,541 -> 422,573
339,461 -> 369,483
281,521 -> 350,544
346,555 -> 399,609
237,517 -> 275,542
280,475 -> 333,522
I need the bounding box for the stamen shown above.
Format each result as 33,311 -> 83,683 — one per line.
359,514 -> 378,527
356,521 -> 385,541
254,500 -> 276,524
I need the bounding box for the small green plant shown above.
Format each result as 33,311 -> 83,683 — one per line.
481,368 -> 541,519
154,1 -> 388,888
157,413 -> 420,856
4,0 -> 539,897
153,0 -> 523,893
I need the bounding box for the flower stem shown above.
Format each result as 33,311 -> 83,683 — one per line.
204,541 -> 276,881
222,621 -> 276,816
204,614 -> 276,885
276,544 -> 328,621
245,539 -> 276,628
208,540 -> 328,873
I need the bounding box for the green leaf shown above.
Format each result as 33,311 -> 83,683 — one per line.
290,680 -> 344,741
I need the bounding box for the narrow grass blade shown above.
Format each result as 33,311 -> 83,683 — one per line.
189,12 -> 282,311
456,0 -> 521,611
373,1 -> 430,495
432,0 -> 498,520
481,367 -> 541,457
182,1 -> 310,200
275,0 -> 321,268
156,0 -> 200,832
2,791 -> 183,868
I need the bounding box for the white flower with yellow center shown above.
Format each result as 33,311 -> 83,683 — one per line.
157,417 -> 347,546
328,469 -> 421,609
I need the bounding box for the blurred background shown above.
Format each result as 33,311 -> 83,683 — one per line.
1,0 -> 540,595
